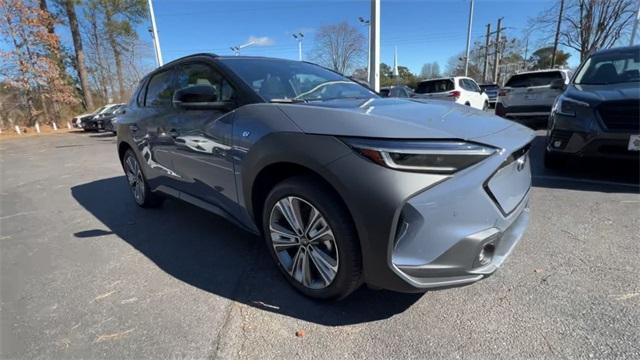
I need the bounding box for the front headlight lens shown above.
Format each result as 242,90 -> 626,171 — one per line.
554,96 -> 590,117
342,138 -> 497,174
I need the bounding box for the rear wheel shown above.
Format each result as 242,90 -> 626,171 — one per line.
262,176 -> 362,300
123,149 -> 164,208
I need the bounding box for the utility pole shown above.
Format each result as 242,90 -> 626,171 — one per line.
551,0 -> 564,67
359,17 -> 371,80
631,1 -> 640,45
292,33 -> 304,61
492,17 -> 503,83
482,23 -> 491,83
147,0 -> 163,66
369,0 -> 380,91
464,0 -> 475,77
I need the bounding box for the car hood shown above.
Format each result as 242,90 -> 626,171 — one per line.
277,98 -> 519,141
568,82 -> 640,104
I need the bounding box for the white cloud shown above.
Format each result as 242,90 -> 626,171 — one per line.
248,36 -> 274,46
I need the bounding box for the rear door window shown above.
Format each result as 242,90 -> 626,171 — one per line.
505,71 -> 563,88
415,79 -> 454,94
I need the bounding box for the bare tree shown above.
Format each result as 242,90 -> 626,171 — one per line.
59,0 -> 95,110
93,0 -> 147,102
531,0 -> 637,61
312,22 -> 366,74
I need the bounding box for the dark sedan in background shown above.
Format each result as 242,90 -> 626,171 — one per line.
545,45 -> 640,168
83,104 -> 126,132
479,84 -> 499,108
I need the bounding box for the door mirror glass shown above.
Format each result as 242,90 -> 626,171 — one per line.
173,85 -> 231,110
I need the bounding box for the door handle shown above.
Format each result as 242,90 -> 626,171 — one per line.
129,124 -> 139,132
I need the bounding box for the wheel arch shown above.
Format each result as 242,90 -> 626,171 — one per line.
118,141 -> 133,163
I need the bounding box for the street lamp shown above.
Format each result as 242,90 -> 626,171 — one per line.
147,0 -> 163,66
292,33 -> 304,61
358,16 -> 371,79
230,41 -> 256,56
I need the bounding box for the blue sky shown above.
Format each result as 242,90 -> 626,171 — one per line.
146,0 -> 565,74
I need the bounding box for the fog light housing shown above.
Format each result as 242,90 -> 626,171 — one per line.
478,243 -> 495,266
553,140 -> 563,148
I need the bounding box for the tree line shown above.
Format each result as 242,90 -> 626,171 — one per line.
0,0 -> 150,129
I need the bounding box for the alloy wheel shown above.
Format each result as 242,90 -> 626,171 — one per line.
125,154 -> 145,204
269,196 -> 339,289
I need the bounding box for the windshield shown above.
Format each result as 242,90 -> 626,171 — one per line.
219,58 -> 377,102
505,72 -> 563,88
574,50 -> 640,85
415,79 -> 454,94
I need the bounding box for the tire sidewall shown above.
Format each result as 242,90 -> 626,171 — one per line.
261,177 -> 361,300
122,149 -> 149,206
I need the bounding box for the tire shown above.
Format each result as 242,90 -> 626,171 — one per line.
262,176 -> 362,300
482,101 -> 489,111
122,149 -> 164,208
544,150 -> 566,169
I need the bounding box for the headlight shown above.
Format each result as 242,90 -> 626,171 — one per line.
554,95 -> 589,117
342,138 -> 497,174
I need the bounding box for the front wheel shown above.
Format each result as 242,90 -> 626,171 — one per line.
482,101 -> 489,111
262,176 -> 362,300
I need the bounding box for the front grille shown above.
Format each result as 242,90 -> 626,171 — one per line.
598,100 -> 640,132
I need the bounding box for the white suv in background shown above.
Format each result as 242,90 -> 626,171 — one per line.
414,77 -> 490,110
496,69 -> 571,128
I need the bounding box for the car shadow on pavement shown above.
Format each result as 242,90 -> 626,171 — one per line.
529,134 -> 639,194
71,176 -> 422,326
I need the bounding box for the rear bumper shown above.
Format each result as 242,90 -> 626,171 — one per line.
496,103 -> 550,128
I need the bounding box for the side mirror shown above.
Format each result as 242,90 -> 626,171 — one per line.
173,85 -> 232,110
550,79 -> 566,90
479,88 -> 485,94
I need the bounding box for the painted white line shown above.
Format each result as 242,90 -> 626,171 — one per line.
0,211 -> 38,220
533,175 -> 640,189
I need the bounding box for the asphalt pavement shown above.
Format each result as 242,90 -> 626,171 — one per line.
1,130 -> 639,359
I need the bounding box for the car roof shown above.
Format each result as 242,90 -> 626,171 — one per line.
590,45 -> 639,56
514,69 -> 569,75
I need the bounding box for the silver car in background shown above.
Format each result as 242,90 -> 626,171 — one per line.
496,69 -> 571,128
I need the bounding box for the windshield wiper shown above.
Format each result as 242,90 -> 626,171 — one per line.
304,96 -> 374,102
269,98 -> 307,103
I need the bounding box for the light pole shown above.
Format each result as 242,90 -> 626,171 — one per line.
358,16 -> 371,80
147,0 -> 163,66
631,2 -> 640,46
292,33 -> 304,61
368,0 -> 380,92
230,41 -> 256,56
464,0 -> 475,77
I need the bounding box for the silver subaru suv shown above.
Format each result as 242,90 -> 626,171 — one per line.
496,69 -> 571,128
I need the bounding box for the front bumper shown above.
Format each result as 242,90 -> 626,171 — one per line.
326,124 -> 535,292
547,112 -> 640,160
